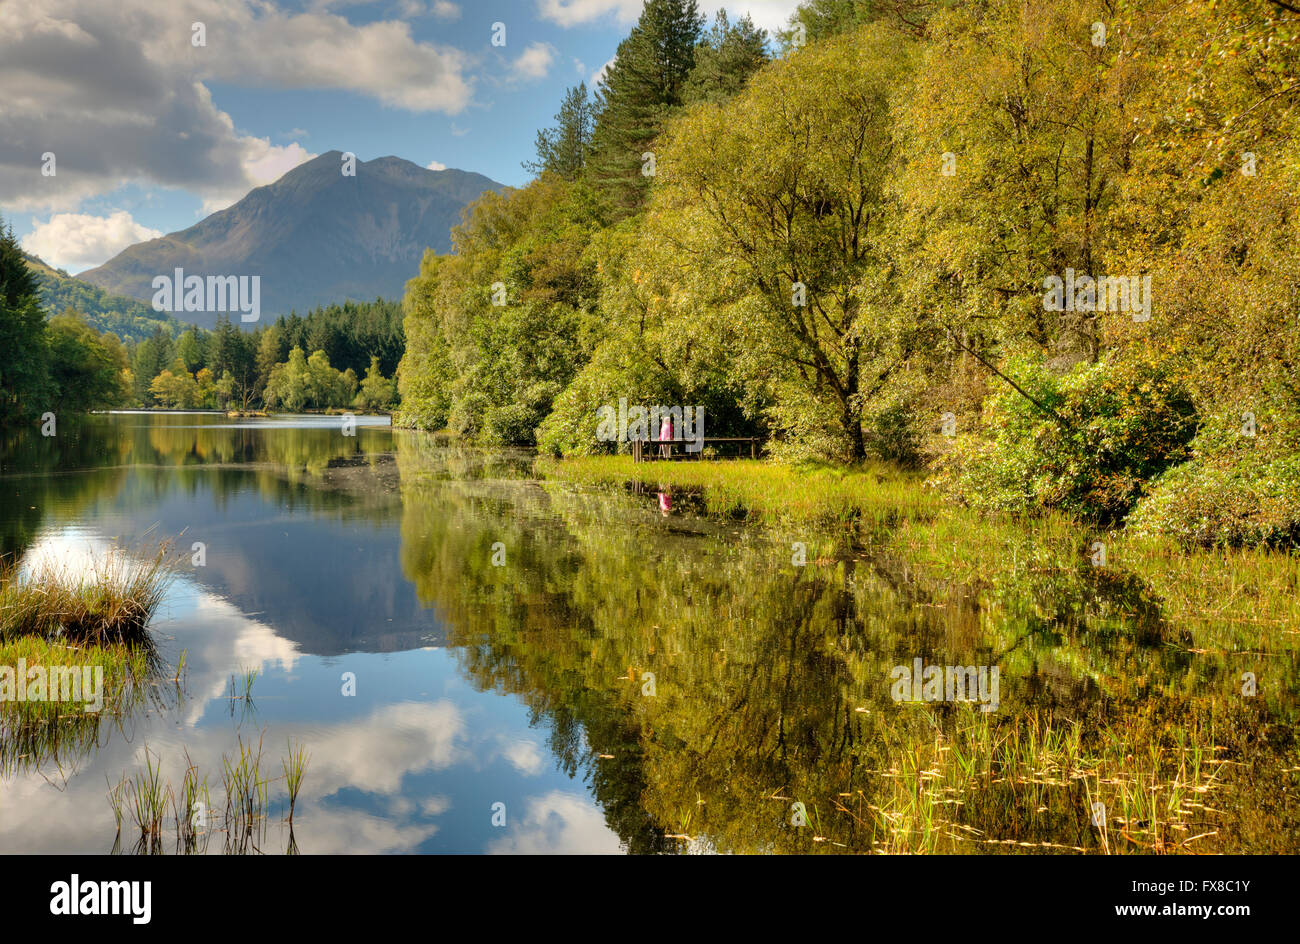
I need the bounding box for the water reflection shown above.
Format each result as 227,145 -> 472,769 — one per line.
0,414 -> 1295,853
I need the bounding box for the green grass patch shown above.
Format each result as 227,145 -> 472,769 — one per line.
536,455 -> 943,528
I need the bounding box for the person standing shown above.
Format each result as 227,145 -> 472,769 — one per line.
659,412 -> 674,459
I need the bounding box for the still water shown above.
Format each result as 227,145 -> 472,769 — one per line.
0,413 -> 1296,854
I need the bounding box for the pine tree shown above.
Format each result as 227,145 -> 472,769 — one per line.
524,83 -> 594,180
0,217 -> 50,425
0,218 -> 40,309
682,11 -> 770,106
587,0 -> 704,217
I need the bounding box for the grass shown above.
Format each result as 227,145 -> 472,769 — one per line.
537,455 -> 942,528
542,454 -> 1300,639
104,736 -> 312,854
0,542 -> 178,646
846,706 -> 1238,854
283,741 -> 309,824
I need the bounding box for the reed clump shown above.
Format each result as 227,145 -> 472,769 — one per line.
0,543 -> 178,646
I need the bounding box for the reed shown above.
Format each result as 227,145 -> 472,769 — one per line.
0,542 -> 179,646
282,741 -> 309,824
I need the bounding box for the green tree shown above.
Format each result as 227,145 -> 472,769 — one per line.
682,10 -> 769,105
45,313 -> 128,412
354,356 -> 396,411
645,25 -> 913,459
148,368 -> 200,408
254,323 -> 284,402
0,220 -> 50,426
131,327 -> 175,405
525,83 -> 594,180
395,175 -> 597,444
176,327 -> 206,373
587,0 -> 705,217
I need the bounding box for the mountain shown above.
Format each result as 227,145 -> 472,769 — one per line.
25,251 -> 183,343
77,152 -> 504,328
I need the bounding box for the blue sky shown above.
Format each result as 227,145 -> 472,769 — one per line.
0,0 -> 802,273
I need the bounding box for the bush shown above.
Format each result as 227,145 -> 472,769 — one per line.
1128,410 -> 1300,547
937,353 -> 1198,524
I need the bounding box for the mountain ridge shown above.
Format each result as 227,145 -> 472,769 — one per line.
24,250 -> 183,342
77,152 -> 503,327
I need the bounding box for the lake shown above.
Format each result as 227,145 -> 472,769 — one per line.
0,413 -> 1296,854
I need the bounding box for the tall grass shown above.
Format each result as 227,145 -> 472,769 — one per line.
283,741 -> 309,824
0,542 -> 178,646
538,456 -> 942,528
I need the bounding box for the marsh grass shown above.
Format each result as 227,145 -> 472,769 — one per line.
282,741 -> 309,824
845,706 -> 1242,854
125,746 -> 170,838
105,735 -> 312,854
538,456 -> 942,528
0,542 -> 179,646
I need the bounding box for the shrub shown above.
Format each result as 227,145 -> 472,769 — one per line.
937,353 -> 1198,524
1128,409 -> 1300,548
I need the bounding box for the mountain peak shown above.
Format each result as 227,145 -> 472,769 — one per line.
76,157 -> 504,328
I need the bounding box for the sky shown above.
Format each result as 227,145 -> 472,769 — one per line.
0,0 -> 803,274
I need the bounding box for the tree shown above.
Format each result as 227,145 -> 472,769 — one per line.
587,0 -> 705,217
132,327 -> 175,405
255,323 -> 285,402
177,327 -> 206,373
148,369 -> 200,409
208,316 -> 256,408
263,346 -> 355,410
647,25 -> 913,459
682,11 -> 769,105
525,83 -> 594,180
355,356 -> 396,411
0,219 -> 50,426
45,313 -> 128,412
395,175 -> 597,443
778,0 -> 933,47
264,346 -> 312,411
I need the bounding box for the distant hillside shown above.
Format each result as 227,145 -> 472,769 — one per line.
25,252 -> 182,343
78,152 -> 505,328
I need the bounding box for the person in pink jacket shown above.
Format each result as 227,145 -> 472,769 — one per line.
659,413 -> 673,459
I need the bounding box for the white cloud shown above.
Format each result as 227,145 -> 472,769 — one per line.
20,210 -> 163,273
0,0 -> 473,212
701,2 -> 803,34
388,0 -> 462,17
539,1 -> 801,34
590,55 -> 616,87
201,137 -> 316,214
486,791 -> 622,854
537,0 -> 642,27
497,736 -> 545,776
426,160 -> 447,171
512,42 -> 557,82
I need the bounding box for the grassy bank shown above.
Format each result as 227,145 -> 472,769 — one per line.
539,455 -> 1300,635
535,455 -> 943,527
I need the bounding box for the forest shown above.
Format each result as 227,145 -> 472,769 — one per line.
0,233 -> 402,418
395,0 -> 1300,549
